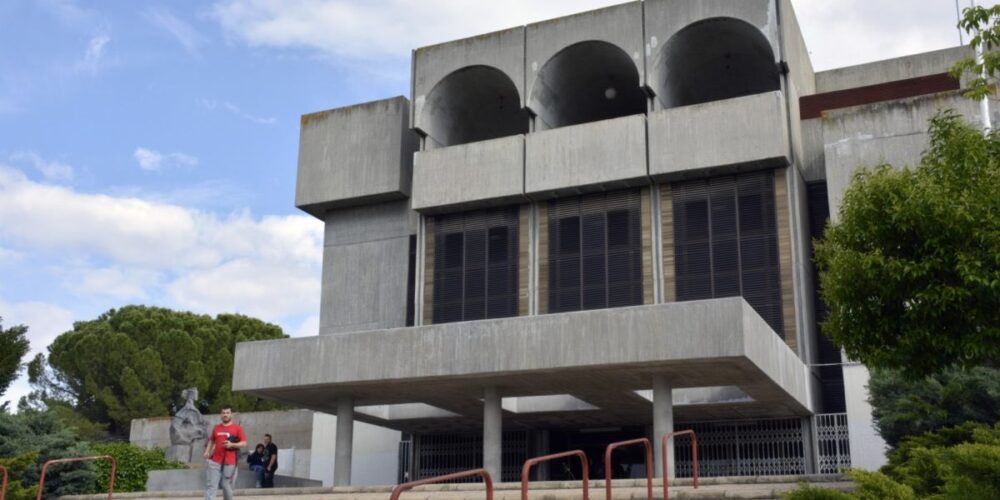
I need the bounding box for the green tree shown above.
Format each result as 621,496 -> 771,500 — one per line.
868,366 -> 1000,448
951,4 -> 1000,100
27,305 -> 287,436
814,110 -> 1000,377
0,316 -> 30,403
0,409 -> 96,499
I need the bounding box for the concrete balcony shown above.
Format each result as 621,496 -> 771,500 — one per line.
648,90 -> 791,179
234,297 -> 812,434
410,135 -> 526,213
525,114 -> 648,197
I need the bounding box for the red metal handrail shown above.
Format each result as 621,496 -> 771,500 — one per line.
603,438 -> 652,500
1,464 -> 8,500
390,468 -> 493,500
36,455 -> 117,500
660,430 -> 698,500
521,450 -> 589,500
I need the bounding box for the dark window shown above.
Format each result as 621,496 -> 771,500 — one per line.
548,190 -> 643,313
807,181 -> 846,413
433,208 -> 519,324
406,235 -> 416,327
673,171 -> 783,334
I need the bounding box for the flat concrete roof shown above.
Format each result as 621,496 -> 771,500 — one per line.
233,298 -> 812,433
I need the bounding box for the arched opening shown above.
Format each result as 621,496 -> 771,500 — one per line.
529,41 -> 647,130
657,18 -> 780,109
420,65 -> 528,148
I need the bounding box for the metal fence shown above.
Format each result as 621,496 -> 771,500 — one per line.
814,413 -> 851,474
411,431 -> 529,483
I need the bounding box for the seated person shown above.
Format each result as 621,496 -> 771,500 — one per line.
246,443 -> 267,488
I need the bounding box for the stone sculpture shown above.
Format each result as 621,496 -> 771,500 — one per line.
165,387 -> 208,463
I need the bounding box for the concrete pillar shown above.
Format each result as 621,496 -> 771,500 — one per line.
652,375 -> 675,479
334,397 -> 354,486
483,386 -> 502,480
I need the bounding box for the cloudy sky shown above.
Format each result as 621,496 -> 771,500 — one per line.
0,0 -> 991,407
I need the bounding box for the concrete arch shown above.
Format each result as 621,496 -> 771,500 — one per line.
420,65 -> 529,148
529,41 -> 647,130
656,17 -> 780,109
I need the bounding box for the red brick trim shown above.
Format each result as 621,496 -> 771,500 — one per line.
800,73 -> 960,119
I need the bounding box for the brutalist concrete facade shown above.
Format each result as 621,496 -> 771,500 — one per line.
234,0 -> 990,486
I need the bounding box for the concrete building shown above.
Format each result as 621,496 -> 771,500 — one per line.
231,0 -> 991,486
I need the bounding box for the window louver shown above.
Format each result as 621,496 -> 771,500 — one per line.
549,190 -> 643,313
433,208 -> 519,324
673,171 -> 783,334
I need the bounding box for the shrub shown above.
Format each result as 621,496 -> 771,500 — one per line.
90,442 -> 187,492
846,469 -> 915,500
782,483 -> 852,499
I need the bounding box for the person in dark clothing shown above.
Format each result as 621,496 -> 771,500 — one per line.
262,433 -> 279,488
246,444 -> 267,488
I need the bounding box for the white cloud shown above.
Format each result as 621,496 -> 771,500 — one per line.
207,0 -> 1000,73
9,151 -> 74,183
293,314 -> 319,337
133,147 -> 199,171
74,33 -> 110,76
0,165 -> 324,325
144,7 -> 207,56
199,99 -> 276,125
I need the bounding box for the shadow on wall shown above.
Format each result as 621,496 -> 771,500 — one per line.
420,65 -> 529,148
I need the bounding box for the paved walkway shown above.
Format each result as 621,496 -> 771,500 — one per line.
62,475 -> 854,500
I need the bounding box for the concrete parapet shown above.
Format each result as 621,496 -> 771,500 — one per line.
295,97 -> 417,217
648,91 -> 790,180
411,135 -> 526,213
525,114 -> 648,197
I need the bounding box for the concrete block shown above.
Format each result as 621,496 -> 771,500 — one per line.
644,0 -> 780,105
320,234 -> 411,335
815,46 -> 972,93
295,97 -> 417,217
146,469 -> 322,492
525,114 -> 648,196
412,27 -> 526,134
648,91 -> 790,179
525,2 -> 645,127
411,135 -> 526,213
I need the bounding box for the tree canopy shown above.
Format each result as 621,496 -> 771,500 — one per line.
814,110 -> 1000,377
0,316 -> 30,402
27,305 -> 288,436
952,4 -> 1000,100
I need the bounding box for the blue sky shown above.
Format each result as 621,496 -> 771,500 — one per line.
0,0 -> 984,407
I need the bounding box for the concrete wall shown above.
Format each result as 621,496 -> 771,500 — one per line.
815,46 -> 972,93
843,364 -> 888,470
525,114 -> 648,196
296,97 -> 417,217
648,91 -> 790,179
821,91 -> 983,219
320,200 -> 417,335
411,135 -> 526,212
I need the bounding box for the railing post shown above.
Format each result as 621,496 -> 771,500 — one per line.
389,468 -> 493,500
521,450 -> 589,500
1,464 -> 8,500
660,430 -> 698,500
603,438 -> 653,500
36,455 -> 117,500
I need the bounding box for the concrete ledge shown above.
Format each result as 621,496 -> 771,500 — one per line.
295,97 -> 417,217
648,91 -> 790,180
525,114 -> 648,197
411,135 -> 526,213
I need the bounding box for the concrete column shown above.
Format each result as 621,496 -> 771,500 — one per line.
483,386 -> 502,480
652,375 -> 675,479
334,397 -> 354,486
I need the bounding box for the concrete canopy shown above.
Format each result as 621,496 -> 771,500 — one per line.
234,298 -> 813,434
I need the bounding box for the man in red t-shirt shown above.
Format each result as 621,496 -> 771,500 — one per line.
203,406 -> 246,500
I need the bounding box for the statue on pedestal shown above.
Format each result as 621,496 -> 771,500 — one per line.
165,388 -> 209,463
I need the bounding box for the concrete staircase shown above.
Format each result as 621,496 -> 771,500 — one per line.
62,474 -> 853,500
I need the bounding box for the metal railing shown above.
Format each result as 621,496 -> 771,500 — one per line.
36,455 -> 117,500
603,438 -> 652,500
521,450 -> 589,500
1,464 -> 7,500
661,430 -> 699,500
390,469 -> 493,500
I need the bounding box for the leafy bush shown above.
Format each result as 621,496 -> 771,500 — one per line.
0,409 -> 95,498
846,469 -> 915,500
782,483 -> 852,499
89,442 -> 187,492
0,451 -> 40,500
